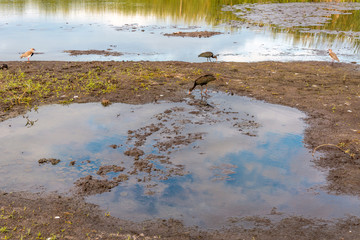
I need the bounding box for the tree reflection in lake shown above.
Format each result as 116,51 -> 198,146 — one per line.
0,0 -> 359,61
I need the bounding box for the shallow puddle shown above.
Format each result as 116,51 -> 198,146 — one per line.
1,92 -> 360,228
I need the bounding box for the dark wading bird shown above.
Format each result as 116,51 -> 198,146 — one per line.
189,74 -> 216,95
328,49 -> 339,65
20,48 -> 35,63
198,51 -> 218,62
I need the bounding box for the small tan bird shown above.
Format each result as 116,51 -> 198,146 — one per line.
20,48 -> 35,63
328,49 -> 339,64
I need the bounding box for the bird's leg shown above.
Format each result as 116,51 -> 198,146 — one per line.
204,87 -> 210,95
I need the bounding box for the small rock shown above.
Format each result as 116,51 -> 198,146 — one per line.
101,99 -> 111,107
0,64 -> 8,70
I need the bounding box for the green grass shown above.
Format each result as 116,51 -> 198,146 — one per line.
0,63 -> 199,112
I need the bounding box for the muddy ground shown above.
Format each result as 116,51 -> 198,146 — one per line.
163,31 -> 222,38
1,60 -> 360,239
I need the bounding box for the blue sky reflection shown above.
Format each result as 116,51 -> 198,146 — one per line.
0,93 -> 359,228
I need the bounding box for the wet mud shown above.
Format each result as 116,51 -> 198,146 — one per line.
1,190 -> 360,240
163,31 -> 222,38
1,60 -> 360,239
38,158 -> 61,165
64,49 -> 124,56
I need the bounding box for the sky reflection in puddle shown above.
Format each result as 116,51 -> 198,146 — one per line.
0,92 -> 360,228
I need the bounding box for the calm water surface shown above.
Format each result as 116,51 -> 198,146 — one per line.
0,0 -> 359,62
1,92 -> 359,228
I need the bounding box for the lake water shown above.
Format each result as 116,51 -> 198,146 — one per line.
1,92 -> 359,228
0,0 -> 359,62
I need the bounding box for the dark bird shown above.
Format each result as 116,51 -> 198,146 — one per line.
0,64 -> 8,70
189,74 -> 216,95
328,49 -> 339,64
198,51 -> 218,62
20,48 -> 35,63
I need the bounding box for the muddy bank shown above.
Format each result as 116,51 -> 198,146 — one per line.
64,49 -> 124,56
163,31 -> 222,38
1,60 -> 360,239
1,190 -> 360,239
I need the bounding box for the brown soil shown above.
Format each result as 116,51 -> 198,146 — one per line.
64,50 -> 124,56
38,158 -> 61,165
163,31 -> 222,38
1,60 -> 360,239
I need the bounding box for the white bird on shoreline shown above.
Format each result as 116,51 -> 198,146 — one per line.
20,48 -> 35,63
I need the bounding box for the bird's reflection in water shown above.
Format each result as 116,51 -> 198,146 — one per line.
189,94 -> 215,108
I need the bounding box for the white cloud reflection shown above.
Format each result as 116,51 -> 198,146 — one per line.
1,94 -> 359,228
